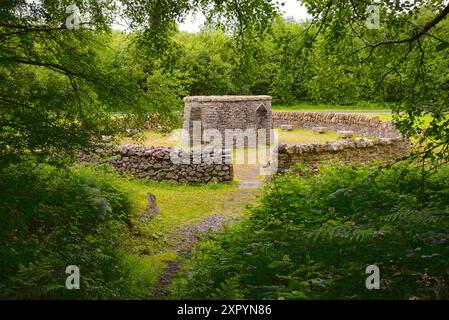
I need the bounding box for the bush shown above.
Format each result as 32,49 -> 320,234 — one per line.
0,163 -> 141,299
174,163 -> 449,299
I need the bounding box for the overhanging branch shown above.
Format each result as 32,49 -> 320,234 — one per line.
364,3 -> 449,48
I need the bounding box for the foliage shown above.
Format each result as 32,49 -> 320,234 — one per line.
0,163 -> 144,299
0,0 -> 279,167
174,163 -> 449,299
133,180 -> 251,254
2,1 -> 449,165
165,3 -> 449,163
2,0 -> 449,301
294,0 -> 449,163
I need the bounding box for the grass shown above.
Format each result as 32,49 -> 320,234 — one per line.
125,251 -> 177,298
277,128 -> 343,144
139,181 -> 250,234
272,108 -> 437,124
122,179 -> 259,297
121,130 -> 182,147
353,112 -> 437,123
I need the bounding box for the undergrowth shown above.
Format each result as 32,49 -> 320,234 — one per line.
173,162 -> 449,300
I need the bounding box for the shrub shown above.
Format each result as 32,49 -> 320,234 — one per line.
0,163 -> 141,299
174,163 -> 449,299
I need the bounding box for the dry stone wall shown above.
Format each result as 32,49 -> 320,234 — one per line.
79,145 -> 233,184
82,107 -> 409,183
271,111 -> 410,172
273,111 -> 402,138
276,138 -> 410,173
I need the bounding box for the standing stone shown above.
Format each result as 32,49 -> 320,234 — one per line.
139,192 -> 161,222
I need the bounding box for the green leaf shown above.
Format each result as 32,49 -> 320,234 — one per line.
436,42 -> 449,52
268,261 -> 285,269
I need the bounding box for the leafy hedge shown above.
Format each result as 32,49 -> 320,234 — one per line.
0,164 -> 140,299
175,163 -> 449,299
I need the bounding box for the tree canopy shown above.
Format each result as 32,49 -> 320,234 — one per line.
297,0 -> 449,165
1,0 -> 449,167
0,0 -> 280,167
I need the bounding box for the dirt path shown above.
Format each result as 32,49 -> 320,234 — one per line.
235,164 -> 264,188
150,261 -> 180,299
233,150 -> 266,189
147,154 -> 264,300
150,214 -> 229,299
148,187 -> 260,299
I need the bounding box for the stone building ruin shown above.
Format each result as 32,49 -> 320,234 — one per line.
183,95 -> 273,147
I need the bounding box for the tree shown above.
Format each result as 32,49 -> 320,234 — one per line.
297,0 -> 449,165
0,0 -> 280,167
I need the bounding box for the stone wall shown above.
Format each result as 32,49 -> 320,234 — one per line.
272,111 -> 402,138
276,138 -> 410,173
79,146 -> 233,184
183,96 -> 273,145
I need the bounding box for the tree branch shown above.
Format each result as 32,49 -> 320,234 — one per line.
364,4 -> 449,48
0,56 -> 84,78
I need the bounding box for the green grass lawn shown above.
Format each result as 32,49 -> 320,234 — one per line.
125,251 -> 177,299
121,130 -> 182,147
277,128 -> 344,144
139,182 -> 252,234
230,129 -> 353,182
123,179 -> 259,298
272,106 -> 438,124
354,112 -> 437,123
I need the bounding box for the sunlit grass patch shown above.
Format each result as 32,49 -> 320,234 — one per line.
124,179 -> 258,295
277,128 -> 342,144
121,130 -> 183,147
141,182 -> 241,231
